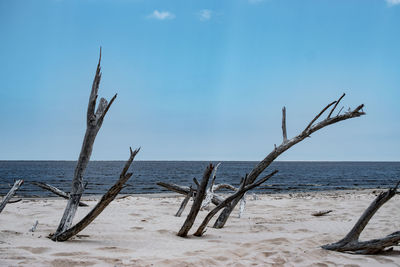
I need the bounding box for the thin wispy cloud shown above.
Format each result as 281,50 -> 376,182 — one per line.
198,9 -> 212,21
147,10 -> 175,20
386,0 -> 400,6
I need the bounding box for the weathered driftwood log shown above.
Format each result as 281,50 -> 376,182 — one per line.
31,182 -> 88,207
0,180 -> 24,214
175,186 -> 193,217
54,48 -> 117,237
194,170 -> 278,236
322,182 -> 400,254
214,94 -> 365,228
177,164 -> 214,237
157,182 -> 224,205
51,147 -> 140,241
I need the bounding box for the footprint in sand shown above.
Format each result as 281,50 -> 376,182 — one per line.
130,226 -> 144,230
18,246 -> 50,254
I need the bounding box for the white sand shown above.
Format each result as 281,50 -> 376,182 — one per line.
1,190 -> 399,266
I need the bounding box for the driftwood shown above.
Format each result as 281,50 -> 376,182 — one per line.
322,182 -> 400,254
214,94 -> 365,228
312,210 -> 333,217
52,147 -> 140,241
194,170 -> 278,236
175,186 -> 193,217
7,198 -> 22,204
157,182 -> 224,206
30,220 -> 39,232
177,164 -> 214,237
0,180 -> 24,214
31,182 -> 88,207
53,48 -> 117,238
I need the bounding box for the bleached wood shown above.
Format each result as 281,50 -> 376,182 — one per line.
0,180 -> 24,214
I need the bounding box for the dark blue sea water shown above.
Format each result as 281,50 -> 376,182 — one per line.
0,161 -> 399,197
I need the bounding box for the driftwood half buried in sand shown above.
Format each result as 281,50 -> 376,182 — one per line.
214,94 -> 366,229
7,198 -> 22,204
175,186 -> 193,217
322,182 -> 400,254
312,210 -> 333,216
53,48 -> 117,238
177,164 -> 214,237
194,170 -> 278,237
0,180 -> 24,214
52,147 -> 140,241
31,182 -> 88,207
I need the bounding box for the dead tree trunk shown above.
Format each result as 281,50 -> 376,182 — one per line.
51,148 -> 140,241
0,180 -> 24,214
194,170 -> 278,236
322,181 -> 400,254
53,48 -> 117,237
175,186 -> 193,217
214,94 -> 365,228
31,182 -> 88,207
177,164 -> 214,237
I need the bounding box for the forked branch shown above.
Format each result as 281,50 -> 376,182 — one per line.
52,148 -> 140,241
214,95 -> 365,228
322,181 -> 400,254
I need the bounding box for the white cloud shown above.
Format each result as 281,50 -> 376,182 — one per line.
198,9 -> 212,21
148,10 -> 175,20
386,0 -> 400,6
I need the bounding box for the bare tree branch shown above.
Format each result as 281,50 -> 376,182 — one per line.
214,96 -> 365,228
0,180 -> 24,214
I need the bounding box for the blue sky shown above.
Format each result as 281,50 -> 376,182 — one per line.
0,0 -> 399,161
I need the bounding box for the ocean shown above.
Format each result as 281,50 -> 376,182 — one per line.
0,161 -> 399,197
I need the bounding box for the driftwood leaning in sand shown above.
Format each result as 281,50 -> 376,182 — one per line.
177,164 -> 214,237
214,93 -> 365,229
53,48 -> 117,239
322,181 -> 400,254
31,182 -> 88,207
50,49 -> 139,241
52,147 -> 140,241
0,179 -> 24,214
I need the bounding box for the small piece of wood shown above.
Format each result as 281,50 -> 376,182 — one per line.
8,198 -> 22,204
312,210 -> 333,216
175,187 -> 193,217
322,181 -> 400,254
0,180 -> 24,214
31,182 -> 88,207
30,220 -> 39,232
177,164 -> 214,237
52,147 -> 140,241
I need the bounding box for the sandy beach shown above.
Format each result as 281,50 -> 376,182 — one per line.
0,190 -> 399,266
